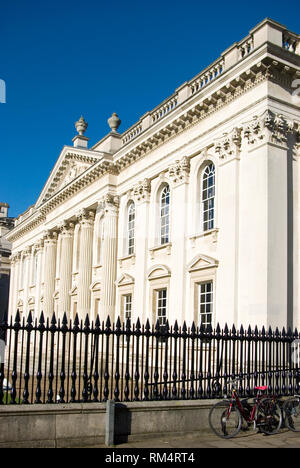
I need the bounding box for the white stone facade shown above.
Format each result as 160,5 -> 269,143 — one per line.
7,19 -> 300,330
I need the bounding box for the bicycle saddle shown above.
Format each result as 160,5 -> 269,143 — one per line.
255,386 -> 268,391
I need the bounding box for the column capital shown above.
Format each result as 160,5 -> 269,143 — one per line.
58,220 -> 75,236
214,127 -> 242,163
43,230 -> 58,244
242,110 -> 294,150
22,246 -> 32,258
98,193 -> 120,214
168,156 -> 190,186
33,239 -> 44,253
11,252 -> 21,263
76,208 -> 95,226
132,178 -> 151,203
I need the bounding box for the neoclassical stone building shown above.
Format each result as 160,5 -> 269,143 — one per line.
7,19 -> 300,330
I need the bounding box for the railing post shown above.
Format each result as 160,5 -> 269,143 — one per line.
105,399 -> 115,447
143,319 -> 150,401
23,312 -> 33,404
58,313 -> 68,403
47,313 -> 57,404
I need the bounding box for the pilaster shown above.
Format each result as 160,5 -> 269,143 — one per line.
58,221 -> 74,319
77,209 -> 95,319
43,231 -> 58,319
100,194 -> 119,321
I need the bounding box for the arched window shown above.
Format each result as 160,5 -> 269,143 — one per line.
127,202 -> 135,255
202,163 -> 215,231
160,185 -> 170,245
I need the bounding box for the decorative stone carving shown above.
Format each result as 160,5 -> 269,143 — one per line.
76,208 -> 95,226
133,178 -> 151,203
98,193 -> 120,214
58,220 -> 75,235
75,116 -> 88,135
243,111 -> 294,148
214,127 -> 242,161
168,156 -> 191,185
108,112 -> 121,133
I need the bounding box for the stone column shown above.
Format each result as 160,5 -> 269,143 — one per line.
58,221 -> 74,319
43,231 -> 58,319
132,179 -> 151,323
77,209 -> 95,319
22,246 -> 32,317
168,157 -> 190,325
101,194 -> 119,321
34,240 -> 44,319
215,128 -> 241,327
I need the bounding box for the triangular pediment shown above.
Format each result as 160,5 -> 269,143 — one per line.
117,273 -> 135,286
35,147 -> 102,207
188,254 -> 219,272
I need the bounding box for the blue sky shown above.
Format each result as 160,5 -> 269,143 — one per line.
1,0 -> 299,218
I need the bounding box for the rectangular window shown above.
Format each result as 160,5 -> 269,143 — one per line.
123,294 -> 132,321
157,289 -> 167,326
199,281 -> 213,328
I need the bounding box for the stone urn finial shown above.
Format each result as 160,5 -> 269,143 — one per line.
108,112 -> 121,133
75,116 -> 88,135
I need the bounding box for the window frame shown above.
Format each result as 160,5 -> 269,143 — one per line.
160,185 -> 170,245
201,163 -> 215,232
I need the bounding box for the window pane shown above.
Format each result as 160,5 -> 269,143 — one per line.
202,164 -> 215,232
199,282 -> 213,329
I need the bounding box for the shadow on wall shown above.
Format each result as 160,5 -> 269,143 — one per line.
115,404 -> 132,444
0,274 -> 9,323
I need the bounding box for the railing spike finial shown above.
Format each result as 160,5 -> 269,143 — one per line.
73,313 -> 80,329
84,314 -> 90,328
174,320 -> 179,333
62,312 -> 68,325
39,311 -> 45,325
15,310 -> 21,323
51,312 -> 57,325
145,318 -> 151,331
136,317 -> 141,330
116,316 -> 121,330
105,315 -> 111,330
27,310 -> 33,325
95,314 -> 100,328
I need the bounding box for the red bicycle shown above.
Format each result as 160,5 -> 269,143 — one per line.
209,378 -> 282,439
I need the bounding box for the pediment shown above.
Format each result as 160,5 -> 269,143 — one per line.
148,264 -> 171,280
188,254 -> 219,272
117,273 -> 135,286
35,147 -> 101,207
90,281 -> 101,291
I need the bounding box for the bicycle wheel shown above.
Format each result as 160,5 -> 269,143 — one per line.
209,400 -> 242,439
283,397 -> 300,432
256,398 -> 282,435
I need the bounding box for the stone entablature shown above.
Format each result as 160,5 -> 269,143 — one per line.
6,18 -> 300,332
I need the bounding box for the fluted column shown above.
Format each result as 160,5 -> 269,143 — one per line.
58,221 -> 74,319
77,209 -> 95,319
101,194 -> 119,321
43,231 -> 58,319
34,240 -> 44,319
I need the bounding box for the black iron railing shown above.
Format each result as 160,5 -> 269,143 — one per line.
0,311 -> 299,405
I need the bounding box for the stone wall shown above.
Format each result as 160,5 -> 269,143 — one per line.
0,400 -> 216,448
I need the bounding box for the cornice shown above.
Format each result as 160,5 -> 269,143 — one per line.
8,52 -> 300,243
